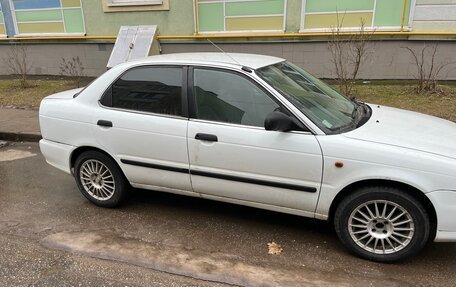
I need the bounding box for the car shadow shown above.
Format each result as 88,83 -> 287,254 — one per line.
125,187 -> 335,240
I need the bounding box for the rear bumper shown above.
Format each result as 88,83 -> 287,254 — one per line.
39,139 -> 75,174
426,190 -> 456,242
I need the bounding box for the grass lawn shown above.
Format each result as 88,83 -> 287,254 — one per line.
0,76 -> 455,122
352,81 -> 456,122
0,76 -> 94,108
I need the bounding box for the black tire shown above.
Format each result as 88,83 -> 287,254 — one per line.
74,151 -> 128,208
334,186 -> 430,262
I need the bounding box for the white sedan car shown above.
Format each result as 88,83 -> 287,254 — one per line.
39,53 -> 456,262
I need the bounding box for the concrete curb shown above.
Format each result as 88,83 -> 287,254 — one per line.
0,132 -> 41,142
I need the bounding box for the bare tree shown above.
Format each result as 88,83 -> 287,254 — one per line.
3,44 -> 32,88
404,44 -> 455,94
328,15 -> 374,96
60,56 -> 85,88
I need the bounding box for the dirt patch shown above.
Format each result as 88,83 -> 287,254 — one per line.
41,230 -> 371,287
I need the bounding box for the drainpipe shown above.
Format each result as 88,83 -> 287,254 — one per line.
400,0 -> 408,32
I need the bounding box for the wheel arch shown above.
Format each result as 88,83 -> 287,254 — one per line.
70,146 -> 125,178
328,179 -> 437,240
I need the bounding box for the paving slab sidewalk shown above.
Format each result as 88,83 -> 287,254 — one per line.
0,108 -> 41,142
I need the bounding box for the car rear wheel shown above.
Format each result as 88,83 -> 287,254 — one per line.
74,151 -> 128,208
334,186 -> 431,262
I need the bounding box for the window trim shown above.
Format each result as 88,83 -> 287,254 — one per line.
194,0 -> 288,34
188,65 -> 309,132
8,0 -> 86,37
299,0 -> 415,33
99,64 -> 189,119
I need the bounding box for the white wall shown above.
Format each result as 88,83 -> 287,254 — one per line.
412,0 -> 456,31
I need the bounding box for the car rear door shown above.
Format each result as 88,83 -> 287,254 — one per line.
187,67 -> 323,214
94,65 -> 193,194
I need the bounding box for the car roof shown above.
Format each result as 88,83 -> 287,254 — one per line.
126,53 -> 285,70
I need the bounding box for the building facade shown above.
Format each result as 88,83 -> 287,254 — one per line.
0,0 -> 455,79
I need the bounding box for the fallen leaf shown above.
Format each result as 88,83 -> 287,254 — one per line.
267,242 -> 283,255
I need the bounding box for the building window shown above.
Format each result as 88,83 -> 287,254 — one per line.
196,0 -> 286,33
300,0 -> 412,32
10,0 -> 85,36
0,3 -> 5,36
102,0 -> 169,12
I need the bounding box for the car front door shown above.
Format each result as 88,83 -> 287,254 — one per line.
94,65 -> 193,194
187,67 -> 323,214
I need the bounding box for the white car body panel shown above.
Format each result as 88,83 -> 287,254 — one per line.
188,120 -> 322,212
38,53 -> 456,242
39,139 -> 75,174
427,190 -> 456,241
346,105 -> 456,160
93,108 -> 192,193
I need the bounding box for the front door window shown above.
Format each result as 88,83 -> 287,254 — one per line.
193,68 -> 280,127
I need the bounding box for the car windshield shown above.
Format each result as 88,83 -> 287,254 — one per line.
256,61 -> 358,133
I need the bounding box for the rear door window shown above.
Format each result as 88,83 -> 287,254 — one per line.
106,66 -> 183,116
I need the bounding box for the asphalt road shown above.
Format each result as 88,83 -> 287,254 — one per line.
1,142 -> 456,287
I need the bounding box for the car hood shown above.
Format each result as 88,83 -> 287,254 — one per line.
344,104 -> 456,160
44,88 -> 84,100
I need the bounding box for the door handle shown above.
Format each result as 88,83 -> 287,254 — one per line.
97,120 -> 113,128
195,133 -> 218,142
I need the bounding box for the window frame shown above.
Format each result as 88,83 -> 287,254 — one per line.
8,0 -> 86,37
299,0 -> 417,33
99,65 -> 189,120
194,0 -> 288,34
188,65 -> 307,131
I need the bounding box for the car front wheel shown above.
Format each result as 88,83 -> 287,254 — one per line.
334,186 -> 431,262
74,151 -> 128,208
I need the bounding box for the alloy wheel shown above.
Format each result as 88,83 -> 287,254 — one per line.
79,159 -> 116,201
348,200 -> 415,254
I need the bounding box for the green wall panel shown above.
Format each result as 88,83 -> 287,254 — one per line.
285,0 -> 301,32
226,16 -> 283,30
63,8 -> 84,33
0,13 -> 3,23
225,0 -> 284,17
62,0 -> 81,7
15,10 -> 62,22
18,22 -> 65,33
374,0 -> 411,27
0,24 -> 5,35
305,12 -> 373,29
306,0 -> 374,12
198,3 -> 224,32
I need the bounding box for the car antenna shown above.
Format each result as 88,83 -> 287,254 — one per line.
206,38 -> 252,72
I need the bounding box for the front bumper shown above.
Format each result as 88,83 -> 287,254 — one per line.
39,139 -> 75,175
427,190 -> 456,242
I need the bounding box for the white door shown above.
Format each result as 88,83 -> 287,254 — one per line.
94,66 -> 193,194
187,67 -> 323,213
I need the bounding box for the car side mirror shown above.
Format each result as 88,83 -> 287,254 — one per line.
264,111 -> 307,132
